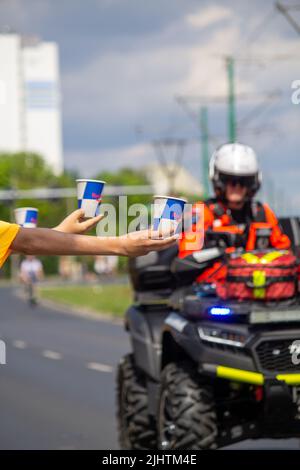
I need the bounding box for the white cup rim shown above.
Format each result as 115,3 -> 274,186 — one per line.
76,179 -> 106,184
153,195 -> 187,203
14,207 -> 39,212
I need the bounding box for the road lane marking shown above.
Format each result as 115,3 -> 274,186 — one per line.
42,350 -> 62,360
86,362 -> 113,373
57,446 -> 77,450
12,340 -> 27,349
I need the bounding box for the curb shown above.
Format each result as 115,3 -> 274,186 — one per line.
14,288 -> 124,326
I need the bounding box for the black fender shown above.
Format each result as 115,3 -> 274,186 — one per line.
125,305 -> 170,381
161,312 -> 199,370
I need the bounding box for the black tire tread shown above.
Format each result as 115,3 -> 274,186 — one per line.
159,362 -> 217,450
117,354 -> 157,449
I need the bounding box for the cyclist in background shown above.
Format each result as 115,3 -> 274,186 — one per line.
19,255 -> 44,306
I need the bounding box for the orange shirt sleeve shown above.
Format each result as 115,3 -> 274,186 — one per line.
0,221 -> 20,268
263,204 -> 291,249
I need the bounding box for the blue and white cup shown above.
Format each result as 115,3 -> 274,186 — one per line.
14,207 -> 39,228
153,195 -> 186,237
76,179 -> 106,218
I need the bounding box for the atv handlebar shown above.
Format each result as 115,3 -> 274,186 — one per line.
171,247 -> 224,286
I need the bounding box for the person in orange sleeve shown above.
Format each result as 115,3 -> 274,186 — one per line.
179,143 -> 290,259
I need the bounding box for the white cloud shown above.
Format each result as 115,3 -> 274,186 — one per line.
186,5 -> 232,29
65,142 -> 152,176
65,2 -> 300,131
62,18 -> 245,128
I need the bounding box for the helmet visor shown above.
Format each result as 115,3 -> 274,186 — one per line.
219,173 -> 257,188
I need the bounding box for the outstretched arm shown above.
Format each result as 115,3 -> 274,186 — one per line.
11,227 -> 177,258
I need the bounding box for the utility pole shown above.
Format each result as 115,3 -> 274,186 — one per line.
199,107 -> 210,197
276,2 -> 300,35
227,56 -> 236,142
151,138 -> 187,195
267,178 -> 276,212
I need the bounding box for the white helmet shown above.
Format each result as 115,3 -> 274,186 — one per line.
209,142 -> 262,198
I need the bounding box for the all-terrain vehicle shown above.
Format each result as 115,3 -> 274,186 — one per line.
117,217 -> 300,449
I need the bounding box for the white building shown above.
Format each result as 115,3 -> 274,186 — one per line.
0,34 -> 22,153
0,32 -> 63,174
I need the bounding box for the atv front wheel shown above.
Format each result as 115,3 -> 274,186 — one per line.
116,354 -> 157,449
158,362 -> 218,450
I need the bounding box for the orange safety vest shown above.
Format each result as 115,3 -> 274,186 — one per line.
179,199 -> 291,259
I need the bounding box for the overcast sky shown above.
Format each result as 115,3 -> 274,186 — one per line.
1,0 -> 300,213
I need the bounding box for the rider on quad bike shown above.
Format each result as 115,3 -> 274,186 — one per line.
117,143 -> 300,451
179,142 -> 290,260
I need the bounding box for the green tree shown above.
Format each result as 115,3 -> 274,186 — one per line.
0,152 -> 76,276
95,167 -> 152,272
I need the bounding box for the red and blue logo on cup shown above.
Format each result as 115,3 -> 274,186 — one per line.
76,179 -> 105,218
153,196 -> 186,234
14,207 -> 39,228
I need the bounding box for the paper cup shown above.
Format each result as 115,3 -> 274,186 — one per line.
153,195 -> 186,236
14,207 -> 39,228
76,179 -> 106,218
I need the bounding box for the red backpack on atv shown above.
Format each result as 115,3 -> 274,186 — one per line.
216,250 -> 298,301
198,222 -> 299,302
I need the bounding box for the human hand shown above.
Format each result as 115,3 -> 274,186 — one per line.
53,209 -> 103,235
117,229 -> 178,257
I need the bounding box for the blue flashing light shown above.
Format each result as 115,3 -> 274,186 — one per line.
209,306 -> 232,316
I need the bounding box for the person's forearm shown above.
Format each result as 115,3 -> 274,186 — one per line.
11,227 -> 125,256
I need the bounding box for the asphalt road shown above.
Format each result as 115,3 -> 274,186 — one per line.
0,286 -> 299,450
